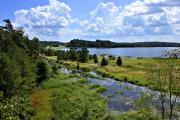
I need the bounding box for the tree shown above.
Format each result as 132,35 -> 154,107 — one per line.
0,20 -> 37,98
57,50 -> 65,61
77,62 -> 80,71
147,60 -> 168,119
94,54 -> 98,64
116,56 -> 122,66
101,56 -> 108,66
147,49 -> 180,120
67,48 -> 78,61
78,48 -> 89,63
36,61 -> 51,84
45,48 -> 55,56
109,55 -> 113,60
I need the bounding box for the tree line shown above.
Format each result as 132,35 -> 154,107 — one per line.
57,48 -> 89,63
66,39 -> 180,48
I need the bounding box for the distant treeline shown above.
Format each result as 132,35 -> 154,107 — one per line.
40,41 -> 65,47
66,39 -> 180,48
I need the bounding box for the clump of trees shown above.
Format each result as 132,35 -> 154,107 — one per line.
101,56 -> 108,66
0,19 -> 45,119
45,48 -> 56,56
0,19 -> 44,98
116,56 -> 122,66
57,48 -> 89,63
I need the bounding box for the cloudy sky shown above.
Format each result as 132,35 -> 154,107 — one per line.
0,0 -> 180,42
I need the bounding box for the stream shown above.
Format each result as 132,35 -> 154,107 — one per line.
60,67 -> 180,113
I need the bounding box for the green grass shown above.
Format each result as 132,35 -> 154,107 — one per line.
61,57 -> 180,90
31,72 -> 108,120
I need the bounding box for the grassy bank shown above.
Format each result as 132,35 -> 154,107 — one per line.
61,57 -> 153,85
58,56 -> 180,91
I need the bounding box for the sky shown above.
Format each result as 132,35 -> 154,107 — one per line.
0,0 -> 180,42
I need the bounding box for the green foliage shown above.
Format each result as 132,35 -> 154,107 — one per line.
118,109 -> 162,120
101,56 -> 108,66
57,50 -> 66,61
68,48 -> 78,61
78,48 -> 89,62
66,39 -> 180,48
45,48 -> 56,56
0,19 -> 46,120
76,62 -> 80,71
36,61 -> 52,84
56,48 -> 89,63
50,62 -> 58,75
116,56 -> 122,66
0,96 -> 34,120
0,19 -> 44,98
94,54 -> 98,63
78,78 -> 88,83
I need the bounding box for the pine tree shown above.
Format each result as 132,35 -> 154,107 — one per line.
77,62 -> 80,71
101,56 -> 108,66
78,48 -> 89,62
94,54 -> 98,63
116,56 -> 122,66
36,61 -> 52,84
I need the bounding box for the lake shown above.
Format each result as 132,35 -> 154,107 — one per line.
59,47 -> 179,58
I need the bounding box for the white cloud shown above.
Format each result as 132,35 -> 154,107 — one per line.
79,0 -> 180,38
14,0 -> 78,40
14,0 -> 180,42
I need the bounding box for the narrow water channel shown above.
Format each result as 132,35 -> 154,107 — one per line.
60,67 -> 180,113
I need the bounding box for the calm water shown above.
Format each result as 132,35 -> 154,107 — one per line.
59,47 -> 179,58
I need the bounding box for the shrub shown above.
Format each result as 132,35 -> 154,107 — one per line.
0,96 -> 34,120
78,78 -> 88,83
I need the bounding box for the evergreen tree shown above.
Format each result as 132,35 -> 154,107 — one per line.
36,61 -> 51,84
78,48 -> 89,62
0,20 -> 37,97
77,63 -> 80,71
116,56 -> 122,66
101,56 -> 108,66
67,48 -> 78,61
109,55 -> 113,60
94,54 -> 98,63
57,50 -> 65,61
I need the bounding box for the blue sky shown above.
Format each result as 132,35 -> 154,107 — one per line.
0,0 -> 180,42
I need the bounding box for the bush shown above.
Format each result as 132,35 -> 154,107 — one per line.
0,96 -> 34,120
81,66 -> 90,72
